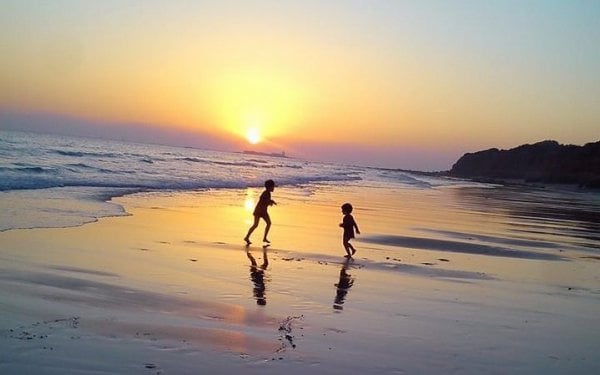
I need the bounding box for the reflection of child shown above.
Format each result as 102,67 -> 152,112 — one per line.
339,203 -> 360,258
333,259 -> 354,310
244,180 -> 277,245
247,249 -> 268,306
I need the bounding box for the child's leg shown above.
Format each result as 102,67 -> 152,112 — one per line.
348,241 -> 356,255
343,240 -> 352,257
262,215 -> 272,242
245,216 -> 260,244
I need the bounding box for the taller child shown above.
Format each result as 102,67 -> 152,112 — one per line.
244,179 -> 276,245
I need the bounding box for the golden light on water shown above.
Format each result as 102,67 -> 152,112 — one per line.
244,189 -> 256,212
244,191 -> 256,226
244,197 -> 255,211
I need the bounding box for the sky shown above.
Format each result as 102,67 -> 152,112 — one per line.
1,0 -> 599,170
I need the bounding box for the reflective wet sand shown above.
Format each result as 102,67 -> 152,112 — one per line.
1,183 -> 598,374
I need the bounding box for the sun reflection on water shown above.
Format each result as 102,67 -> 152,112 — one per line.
244,189 -> 256,212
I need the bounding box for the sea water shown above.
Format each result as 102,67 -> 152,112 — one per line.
0,130 -> 444,232
1,129 -> 599,255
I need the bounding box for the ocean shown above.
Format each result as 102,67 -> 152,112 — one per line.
1,128 -> 599,252
0,130 -> 462,232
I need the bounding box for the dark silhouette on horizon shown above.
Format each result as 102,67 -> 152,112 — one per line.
247,247 -> 269,306
450,140 -> 600,188
333,259 -> 354,311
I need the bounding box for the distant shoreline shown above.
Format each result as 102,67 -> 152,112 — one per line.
447,140 -> 600,189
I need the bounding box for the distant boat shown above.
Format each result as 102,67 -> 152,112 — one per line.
242,150 -> 288,158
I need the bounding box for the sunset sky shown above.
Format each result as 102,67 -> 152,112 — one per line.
1,0 -> 599,170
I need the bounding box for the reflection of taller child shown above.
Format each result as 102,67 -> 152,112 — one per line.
244,180 -> 277,245
340,203 -> 360,258
247,248 -> 269,305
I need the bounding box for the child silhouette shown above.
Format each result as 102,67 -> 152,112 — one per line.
339,202 -> 360,257
244,180 -> 276,245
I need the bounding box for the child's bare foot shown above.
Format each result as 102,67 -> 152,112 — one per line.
263,238 -> 270,243
351,248 -> 356,255
244,237 -> 251,245
344,254 -> 352,258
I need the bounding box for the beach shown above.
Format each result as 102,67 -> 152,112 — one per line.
2,1 -> 600,373
1,181 -> 599,374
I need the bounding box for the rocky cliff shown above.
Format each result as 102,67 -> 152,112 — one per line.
449,140 -> 600,188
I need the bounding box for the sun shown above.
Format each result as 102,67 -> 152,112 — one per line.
246,127 -> 261,145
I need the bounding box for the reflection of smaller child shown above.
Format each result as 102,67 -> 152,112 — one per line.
339,203 -> 360,258
333,260 -> 354,310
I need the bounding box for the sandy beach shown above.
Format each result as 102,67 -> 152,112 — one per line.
2,1 -> 600,373
1,182 -> 599,374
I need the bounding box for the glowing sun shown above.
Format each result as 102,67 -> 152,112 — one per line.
246,127 -> 261,144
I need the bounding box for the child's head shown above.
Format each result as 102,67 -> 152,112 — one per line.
341,203 -> 353,214
265,179 -> 275,191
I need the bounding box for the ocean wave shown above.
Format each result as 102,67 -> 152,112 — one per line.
52,149 -> 120,158
0,171 -> 364,192
0,186 -> 133,232
178,157 -> 209,163
65,162 -> 95,170
0,178 -> 62,191
0,166 -> 58,174
209,160 -> 275,168
64,163 -> 115,174
244,158 -> 269,164
281,164 -> 303,169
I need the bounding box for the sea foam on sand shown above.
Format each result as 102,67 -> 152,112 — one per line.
1,184 -> 599,374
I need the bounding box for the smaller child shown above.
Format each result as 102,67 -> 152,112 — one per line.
339,203 -> 360,258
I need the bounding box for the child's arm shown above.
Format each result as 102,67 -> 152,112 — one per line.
353,219 -> 360,234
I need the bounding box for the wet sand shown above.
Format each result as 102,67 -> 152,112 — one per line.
1,184 -> 599,374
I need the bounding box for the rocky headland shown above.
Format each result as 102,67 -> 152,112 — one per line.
449,140 -> 600,188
